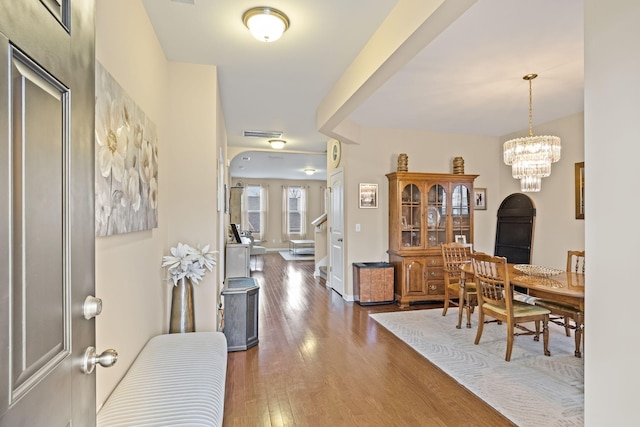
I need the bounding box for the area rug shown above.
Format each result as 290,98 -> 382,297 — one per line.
278,250 -> 314,261
370,309 -> 583,426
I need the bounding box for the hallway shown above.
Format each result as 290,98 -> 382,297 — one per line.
223,253 -> 513,426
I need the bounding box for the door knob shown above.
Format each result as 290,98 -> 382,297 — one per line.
81,346 -> 118,374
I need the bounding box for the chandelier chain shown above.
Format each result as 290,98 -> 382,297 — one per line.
528,77 -> 533,137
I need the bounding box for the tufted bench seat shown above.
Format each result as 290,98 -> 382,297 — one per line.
97,332 -> 227,427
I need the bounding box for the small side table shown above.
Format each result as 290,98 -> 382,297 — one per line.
352,262 -> 395,305
222,277 -> 259,351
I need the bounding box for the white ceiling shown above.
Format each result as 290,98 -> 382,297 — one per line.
142,0 -> 583,180
229,151 -> 327,181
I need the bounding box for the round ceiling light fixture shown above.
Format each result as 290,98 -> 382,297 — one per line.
243,7 -> 290,43
268,139 -> 286,149
304,168 -> 316,176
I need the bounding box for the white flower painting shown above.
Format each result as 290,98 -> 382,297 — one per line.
95,62 -> 158,236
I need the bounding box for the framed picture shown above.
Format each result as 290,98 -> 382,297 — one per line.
454,235 -> 467,244
359,183 -> 378,208
473,188 -> 487,210
575,162 -> 584,219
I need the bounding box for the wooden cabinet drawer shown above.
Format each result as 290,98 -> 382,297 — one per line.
426,266 -> 443,280
425,256 -> 443,268
425,255 -> 444,296
426,279 -> 444,296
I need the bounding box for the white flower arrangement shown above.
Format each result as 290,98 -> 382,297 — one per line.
162,242 -> 217,285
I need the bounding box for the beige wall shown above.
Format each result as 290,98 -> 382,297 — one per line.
166,62 -> 222,331
584,0 -> 639,422
230,178 -> 326,249
95,0 -> 169,408
95,0 -> 226,409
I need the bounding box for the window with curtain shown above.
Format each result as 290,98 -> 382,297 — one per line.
242,184 -> 267,241
282,185 -> 307,240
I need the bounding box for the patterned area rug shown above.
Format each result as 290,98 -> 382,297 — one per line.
278,250 -> 314,261
370,309 -> 583,426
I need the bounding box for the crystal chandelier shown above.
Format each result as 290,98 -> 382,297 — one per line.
503,74 -> 561,192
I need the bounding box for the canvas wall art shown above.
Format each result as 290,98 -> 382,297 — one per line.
95,61 -> 158,236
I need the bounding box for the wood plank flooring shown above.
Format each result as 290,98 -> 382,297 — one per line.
223,253 -> 514,426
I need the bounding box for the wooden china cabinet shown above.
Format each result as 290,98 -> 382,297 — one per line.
386,172 -> 478,307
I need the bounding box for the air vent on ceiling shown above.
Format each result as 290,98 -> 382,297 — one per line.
171,0 -> 195,4
243,130 -> 283,139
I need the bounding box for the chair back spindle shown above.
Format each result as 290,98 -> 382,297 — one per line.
566,250 -> 585,274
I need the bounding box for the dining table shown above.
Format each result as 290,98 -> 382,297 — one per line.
460,262 -> 584,309
459,262 -> 585,356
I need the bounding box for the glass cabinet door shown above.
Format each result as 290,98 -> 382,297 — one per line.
452,184 -> 472,243
400,183 -> 422,247
427,184 -> 447,247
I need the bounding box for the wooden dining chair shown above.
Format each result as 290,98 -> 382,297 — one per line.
535,250 -> 585,357
471,253 -> 551,361
441,242 -> 476,329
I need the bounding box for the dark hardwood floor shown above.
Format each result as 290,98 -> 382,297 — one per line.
223,253 -> 514,426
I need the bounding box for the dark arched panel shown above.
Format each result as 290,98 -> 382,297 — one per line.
494,193 -> 536,264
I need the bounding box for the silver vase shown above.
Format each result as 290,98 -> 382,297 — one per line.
169,277 -> 195,333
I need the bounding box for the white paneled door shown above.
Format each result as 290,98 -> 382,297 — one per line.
330,170 -> 345,296
0,1 -> 100,425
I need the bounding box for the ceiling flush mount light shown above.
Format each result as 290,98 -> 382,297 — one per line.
503,74 -> 561,192
304,168 -> 315,176
268,139 -> 286,149
243,7 -> 289,43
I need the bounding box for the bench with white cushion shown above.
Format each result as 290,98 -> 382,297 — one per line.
97,332 -> 227,427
